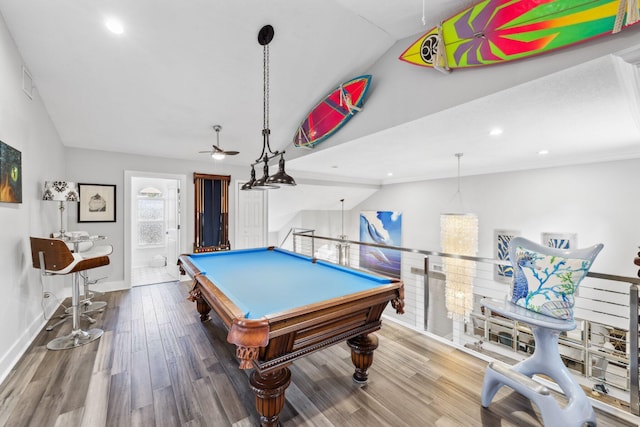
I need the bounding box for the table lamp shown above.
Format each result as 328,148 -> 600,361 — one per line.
42,181 -> 79,239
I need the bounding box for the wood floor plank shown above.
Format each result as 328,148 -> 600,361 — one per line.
191,376 -> 230,426
92,330 -> 114,374
152,385 -> 180,427
280,381 -> 333,427
27,393 -> 64,427
0,346 -> 47,426
54,407 -> 84,427
2,378 -> 47,427
110,331 -> 131,375
131,316 -> 147,353
166,356 -> 202,424
131,404 -> 155,427
59,347 -> 98,413
106,371 -> 131,427
100,298 -> 120,333
131,349 -> 153,410
159,322 -> 184,362
146,336 -> 171,391
206,359 -> 252,424
80,370 -> 110,427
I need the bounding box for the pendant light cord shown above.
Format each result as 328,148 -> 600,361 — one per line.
263,43 -> 269,132
456,152 -> 461,195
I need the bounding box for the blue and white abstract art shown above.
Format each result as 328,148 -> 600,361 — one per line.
494,229 -> 519,283
542,232 -> 577,250
359,211 -> 402,278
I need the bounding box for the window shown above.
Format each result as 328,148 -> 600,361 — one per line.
137,196 -> 164,247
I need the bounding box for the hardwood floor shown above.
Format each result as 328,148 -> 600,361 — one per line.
0,281 -> 634,427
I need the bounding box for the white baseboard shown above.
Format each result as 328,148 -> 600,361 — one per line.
0,313 -> 47,386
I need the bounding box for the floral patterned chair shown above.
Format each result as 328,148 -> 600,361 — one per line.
481,237 -> 603,427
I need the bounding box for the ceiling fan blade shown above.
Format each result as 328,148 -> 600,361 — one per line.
199,126 -> 240,157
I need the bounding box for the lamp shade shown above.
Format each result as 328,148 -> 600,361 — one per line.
241,166 -> 257,191
42,181 -> 79,202
252,159 -> 278,190
265,155 -> 296,186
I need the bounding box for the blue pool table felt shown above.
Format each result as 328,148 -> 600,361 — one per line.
188,248 -> 391,319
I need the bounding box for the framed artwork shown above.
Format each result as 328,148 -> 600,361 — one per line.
542,232 -> 577,250
359,211 -> 402,278
494,229 -> 519,283
78,183 -> 116,222
0,141 -> 22,203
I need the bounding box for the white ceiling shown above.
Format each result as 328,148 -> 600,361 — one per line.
290,54 -> 640,184
2,0 -> 640,221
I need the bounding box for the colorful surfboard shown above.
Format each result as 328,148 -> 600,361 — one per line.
294,75 -> 372,148
399,0 -> 640,71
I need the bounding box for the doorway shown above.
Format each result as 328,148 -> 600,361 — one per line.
235,180 -> 267,249
125,171 -> 187,287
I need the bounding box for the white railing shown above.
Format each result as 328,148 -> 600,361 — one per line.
283,230 -> 640,417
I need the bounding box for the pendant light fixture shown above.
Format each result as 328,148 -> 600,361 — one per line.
440,153 -> 478,321
242,25 -> 296,191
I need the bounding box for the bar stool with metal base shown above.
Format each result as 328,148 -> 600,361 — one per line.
51,231 -> 111,316
30,236 -> 111,350
76,240 -> 112,316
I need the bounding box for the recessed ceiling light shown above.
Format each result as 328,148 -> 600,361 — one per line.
105,17 -> 124,35
331,165 -> 338,169
387,172 -> 393,176
489,128 -> 503,136
538,149 -> 549,155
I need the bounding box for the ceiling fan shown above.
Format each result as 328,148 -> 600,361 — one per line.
199,125 -> 239,160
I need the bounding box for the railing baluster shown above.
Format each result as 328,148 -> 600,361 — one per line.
630,284 -> 639,415
424,256 -> 429,331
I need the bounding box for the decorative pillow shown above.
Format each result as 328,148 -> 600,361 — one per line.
510,245 -> 594,320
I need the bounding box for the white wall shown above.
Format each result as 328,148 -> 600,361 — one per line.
65,147 -> 248,290
343,158 -> 640,277
0,12 -> 67,382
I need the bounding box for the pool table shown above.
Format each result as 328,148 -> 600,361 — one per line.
178,247 -> 404,427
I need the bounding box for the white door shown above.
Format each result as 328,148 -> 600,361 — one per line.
235,181 -> 267,249
125,171 -> 187,288
164,183 -> 180,279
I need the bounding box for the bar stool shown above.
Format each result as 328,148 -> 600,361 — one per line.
481,237 -> 603,427
51,231 -> 112,317
30,236 -> 111,350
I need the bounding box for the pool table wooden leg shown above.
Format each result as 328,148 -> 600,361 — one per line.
347,333 -> 379,383
188,288 -> 211,322
249,367 -> 292,427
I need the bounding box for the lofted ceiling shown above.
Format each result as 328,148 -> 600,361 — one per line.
2,0 -> 640,221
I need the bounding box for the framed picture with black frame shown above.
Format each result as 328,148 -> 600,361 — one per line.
78,183 -> 116,223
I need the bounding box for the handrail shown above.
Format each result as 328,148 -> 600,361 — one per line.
279,228 -> 314,248
292,232 -> 640,284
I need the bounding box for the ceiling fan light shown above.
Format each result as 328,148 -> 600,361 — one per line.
211,151 -> 225,160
